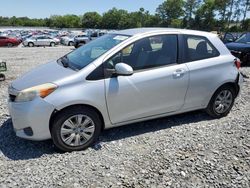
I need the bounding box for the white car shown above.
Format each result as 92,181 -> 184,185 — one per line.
61,34 -> 90,46
23,35 -> 60,47
8,28 -> 243,152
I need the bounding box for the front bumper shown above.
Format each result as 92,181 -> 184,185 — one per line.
8,97 -> 55,141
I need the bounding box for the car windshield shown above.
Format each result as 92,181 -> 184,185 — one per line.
235,33 -> 249,43
59,34 -> 130,70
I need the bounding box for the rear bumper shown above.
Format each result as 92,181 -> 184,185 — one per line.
8,97 -> 55,141
236,72 -> 243,97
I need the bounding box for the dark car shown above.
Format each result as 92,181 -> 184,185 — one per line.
0,36 -> 21,47
226,33 -> 250,66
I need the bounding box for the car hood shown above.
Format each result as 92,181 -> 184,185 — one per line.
226,42 -> 250,52
11,60 -> 76,91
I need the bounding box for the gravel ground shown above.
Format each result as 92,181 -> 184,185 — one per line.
0,47 -> 249,188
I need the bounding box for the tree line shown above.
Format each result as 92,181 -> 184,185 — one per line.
0,0 -> 249,31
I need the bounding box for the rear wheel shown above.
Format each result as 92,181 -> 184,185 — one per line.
28,42 -> 34,47
0,74 -> 5,81
206,85 -> 236,118
7,43 -> 13,47
51,106 -> 102,152
50,42 -> 55,47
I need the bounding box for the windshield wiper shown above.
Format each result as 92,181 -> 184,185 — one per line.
58,56 -> 79,71
60,56 -> 69,68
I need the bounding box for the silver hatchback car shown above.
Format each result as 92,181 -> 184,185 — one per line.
8,28 -> 243,152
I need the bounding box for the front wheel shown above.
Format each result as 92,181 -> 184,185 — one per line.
206,85 -> 236,118
50,42 -> 55,47
51,106 -> 102,152
68,41 -> 74,46
7,43 -> 13,47
0,74 -> 5,81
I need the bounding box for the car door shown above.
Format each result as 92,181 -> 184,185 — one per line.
104,34 -> 189,124
36,36 -> 46,46
45,36 -> 52,46
0,37 -> 6,46
34,36 -> 42,46
181,35 -> 223,109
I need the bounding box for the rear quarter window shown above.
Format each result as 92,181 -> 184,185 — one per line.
183,35 -> 220,62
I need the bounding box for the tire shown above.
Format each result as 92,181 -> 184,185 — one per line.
206,85 -> 236,118
74,42 -> 79,49
7,43 -> 13,47
68,41 -> 74,46
51,106 -> 102,152
79,41 -> 86,47
50,42 -> 55,47
0,74 -> 5,81
28,42 -> 34,47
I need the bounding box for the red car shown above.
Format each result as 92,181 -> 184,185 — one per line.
0,36 -> 21,47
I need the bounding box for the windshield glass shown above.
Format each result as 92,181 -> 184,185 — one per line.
235,34 -> 249,43
60,34 -> 130,70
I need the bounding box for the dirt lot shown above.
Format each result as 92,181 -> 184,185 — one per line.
0,47 -> 249,188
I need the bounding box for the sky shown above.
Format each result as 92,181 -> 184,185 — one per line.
0,0 -> 165,18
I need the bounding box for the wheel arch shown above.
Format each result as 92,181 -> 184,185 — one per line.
28,41 -> 34,46
207,81 -> 240,108
49,104 -> 105,132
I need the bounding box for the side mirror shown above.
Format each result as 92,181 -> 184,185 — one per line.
115,63 -> 133,76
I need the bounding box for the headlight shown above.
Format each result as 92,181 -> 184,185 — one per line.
15,83 -> 57,102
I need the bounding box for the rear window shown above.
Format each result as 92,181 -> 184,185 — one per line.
184,35 -> 220,62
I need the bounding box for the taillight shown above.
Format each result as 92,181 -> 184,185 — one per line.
234,59 -> 241,70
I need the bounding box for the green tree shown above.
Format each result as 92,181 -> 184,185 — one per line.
82,12 -> 102,29
156,0 -> 185,26
215,0 -> 230,23
101,8 -> 129,29
183,0 -> 202,28
242,18 -> 250,31
233,0 -> 244,27
195,0 -> 216,30
242,0 -> 250,22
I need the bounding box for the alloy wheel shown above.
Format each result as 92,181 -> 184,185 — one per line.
60,115 -> 95,147
213,90 -> 233,114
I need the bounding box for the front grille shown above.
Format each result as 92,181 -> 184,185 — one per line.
9,94 -> 16,102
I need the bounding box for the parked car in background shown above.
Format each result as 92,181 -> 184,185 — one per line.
8,28 -> 243,152
89,31 -> 107,40
21,34 -> 33,41
61,34 -> 89,46
222,32 -> 243,43
73,34 -> 91,48
226,32 -> 250,66
60,34 -> 75,46
23,35 -> 60,47
0,36 -> 22,47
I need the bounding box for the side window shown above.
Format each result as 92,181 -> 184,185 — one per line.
105,35 -> 178,71
184,35 -> 220,62
91,33 -> 98,38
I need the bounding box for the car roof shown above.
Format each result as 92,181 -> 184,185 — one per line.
112,28 -> 216,37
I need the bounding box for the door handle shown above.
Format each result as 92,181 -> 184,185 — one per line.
173,69 -> 185,78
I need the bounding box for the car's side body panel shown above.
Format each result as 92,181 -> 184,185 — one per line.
105,63 -> 189,124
